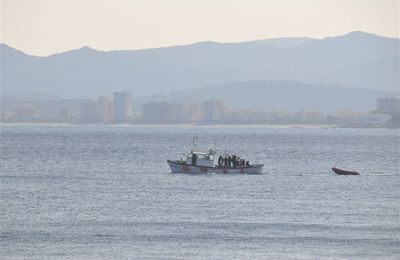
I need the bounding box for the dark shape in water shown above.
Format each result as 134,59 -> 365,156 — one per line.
332,167 -> 360,175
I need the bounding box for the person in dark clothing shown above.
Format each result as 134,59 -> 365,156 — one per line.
246,161 -> 250,166
232,155 -> 237,168
192,153 -> 197,166
224,156 -> 228,167
218,155 -> 223,167
228,156 -> 232,168
241,159 -> 245,166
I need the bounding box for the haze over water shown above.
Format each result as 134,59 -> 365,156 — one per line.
1,125 -> 399,259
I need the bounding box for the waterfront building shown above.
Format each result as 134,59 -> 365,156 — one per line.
141,102 -> 201,123
80,101 -> 98,122
97,96 -> 113,123
203,100 -> 224,123
12,106 -> 38,121
58,107 -> 74,122
113,91 -> 133,122
141,102 -> 173,123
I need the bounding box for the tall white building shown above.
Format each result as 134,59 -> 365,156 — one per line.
97,96 -> 113,123
113,91 -> 133,122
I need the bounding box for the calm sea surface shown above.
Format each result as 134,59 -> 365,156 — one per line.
1,125 -> 399,259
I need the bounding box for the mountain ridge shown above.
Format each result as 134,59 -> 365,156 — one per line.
2,30 -> 396,57
1,31 -> 399,98
136,80 -> 395,113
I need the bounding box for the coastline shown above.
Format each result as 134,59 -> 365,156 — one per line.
0,122 -> 338,129
2,122 -> 398,129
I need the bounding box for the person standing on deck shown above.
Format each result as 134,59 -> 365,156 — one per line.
232,155 -> 237,168
192,153 -> 197,166
218,155 -> 223,167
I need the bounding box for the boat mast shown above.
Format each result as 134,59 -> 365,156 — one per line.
213,138 -> 217,153
192,136 -> 198,151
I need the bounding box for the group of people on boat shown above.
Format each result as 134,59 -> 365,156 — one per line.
217,154 -> 250,168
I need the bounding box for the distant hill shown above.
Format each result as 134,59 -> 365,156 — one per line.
1,31 -> 399,98
137,81 -> 396,113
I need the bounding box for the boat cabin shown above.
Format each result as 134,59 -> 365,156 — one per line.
186,151 -> 214,167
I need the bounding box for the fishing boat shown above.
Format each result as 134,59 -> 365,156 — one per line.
167,137 -> 264,174
331,167 -> 360,175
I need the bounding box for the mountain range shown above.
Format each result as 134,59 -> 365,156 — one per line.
1,31 -> 399,99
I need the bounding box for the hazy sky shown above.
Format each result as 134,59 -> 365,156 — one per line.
1,0 -> 398,56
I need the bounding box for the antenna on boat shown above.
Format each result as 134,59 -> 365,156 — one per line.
213,138 -> 217,152
192,136 -> 198,151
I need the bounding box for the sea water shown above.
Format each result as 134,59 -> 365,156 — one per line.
1,125 -> 399,259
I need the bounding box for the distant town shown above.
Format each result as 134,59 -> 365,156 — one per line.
1,92 -> 399,128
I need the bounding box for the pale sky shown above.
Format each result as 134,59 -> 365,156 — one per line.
1,0 -> 399,56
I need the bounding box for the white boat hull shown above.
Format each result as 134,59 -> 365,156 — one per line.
167,160 -> 263,174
